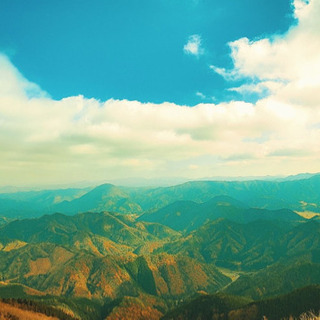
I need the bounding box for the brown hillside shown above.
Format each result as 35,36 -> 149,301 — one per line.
0,301 -> 59,320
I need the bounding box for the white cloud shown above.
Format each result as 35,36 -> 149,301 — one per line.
212,0 -> 320,105
183,34 -> 204,56
293,0 -> 310,18
196,91 -> 206,99
209,65 -> 238,81
227,81 -> 283,95
0,54 -> 47,99
1,1 -> 320,186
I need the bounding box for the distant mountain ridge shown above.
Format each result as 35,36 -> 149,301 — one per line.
54,183 -> 143,215
138,195 -> 303,232
1,173 -> 320,219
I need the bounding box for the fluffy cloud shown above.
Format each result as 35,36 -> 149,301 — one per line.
211,0 -> 320,106
183,34 -> 204,56
0,0 -> 320,186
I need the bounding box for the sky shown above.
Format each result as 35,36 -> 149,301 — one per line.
0,0 -> 319,187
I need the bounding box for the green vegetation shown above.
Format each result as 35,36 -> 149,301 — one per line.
0,298 -> 76,319
162,285 -> 320,320
139,196 -> 303,232
125,256 -> 158,295
162,293 -> 251,320
0,174 -> 319,319
224,261 -> 320,299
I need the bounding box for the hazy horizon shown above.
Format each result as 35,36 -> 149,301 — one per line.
0,171 -> 319,193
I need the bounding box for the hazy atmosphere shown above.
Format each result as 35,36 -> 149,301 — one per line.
0,0 -> 320,186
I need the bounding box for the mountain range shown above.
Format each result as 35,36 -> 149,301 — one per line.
0,174 -> 319,319
1,173 -> 320,219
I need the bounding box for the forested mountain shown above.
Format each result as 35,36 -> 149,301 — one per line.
139,195 -> 303,232
0,210 -> 318,319
0,175 -> 319,319
163,285 -> 320,320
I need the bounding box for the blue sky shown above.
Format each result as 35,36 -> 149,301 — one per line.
0,0 -> 319,187
0,0 -> 294,105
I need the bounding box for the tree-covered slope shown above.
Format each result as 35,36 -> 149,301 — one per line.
158,219 -> 319,271
162,285 -> 320,320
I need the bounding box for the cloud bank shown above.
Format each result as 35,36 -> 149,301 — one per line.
0,0 -> 319,186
